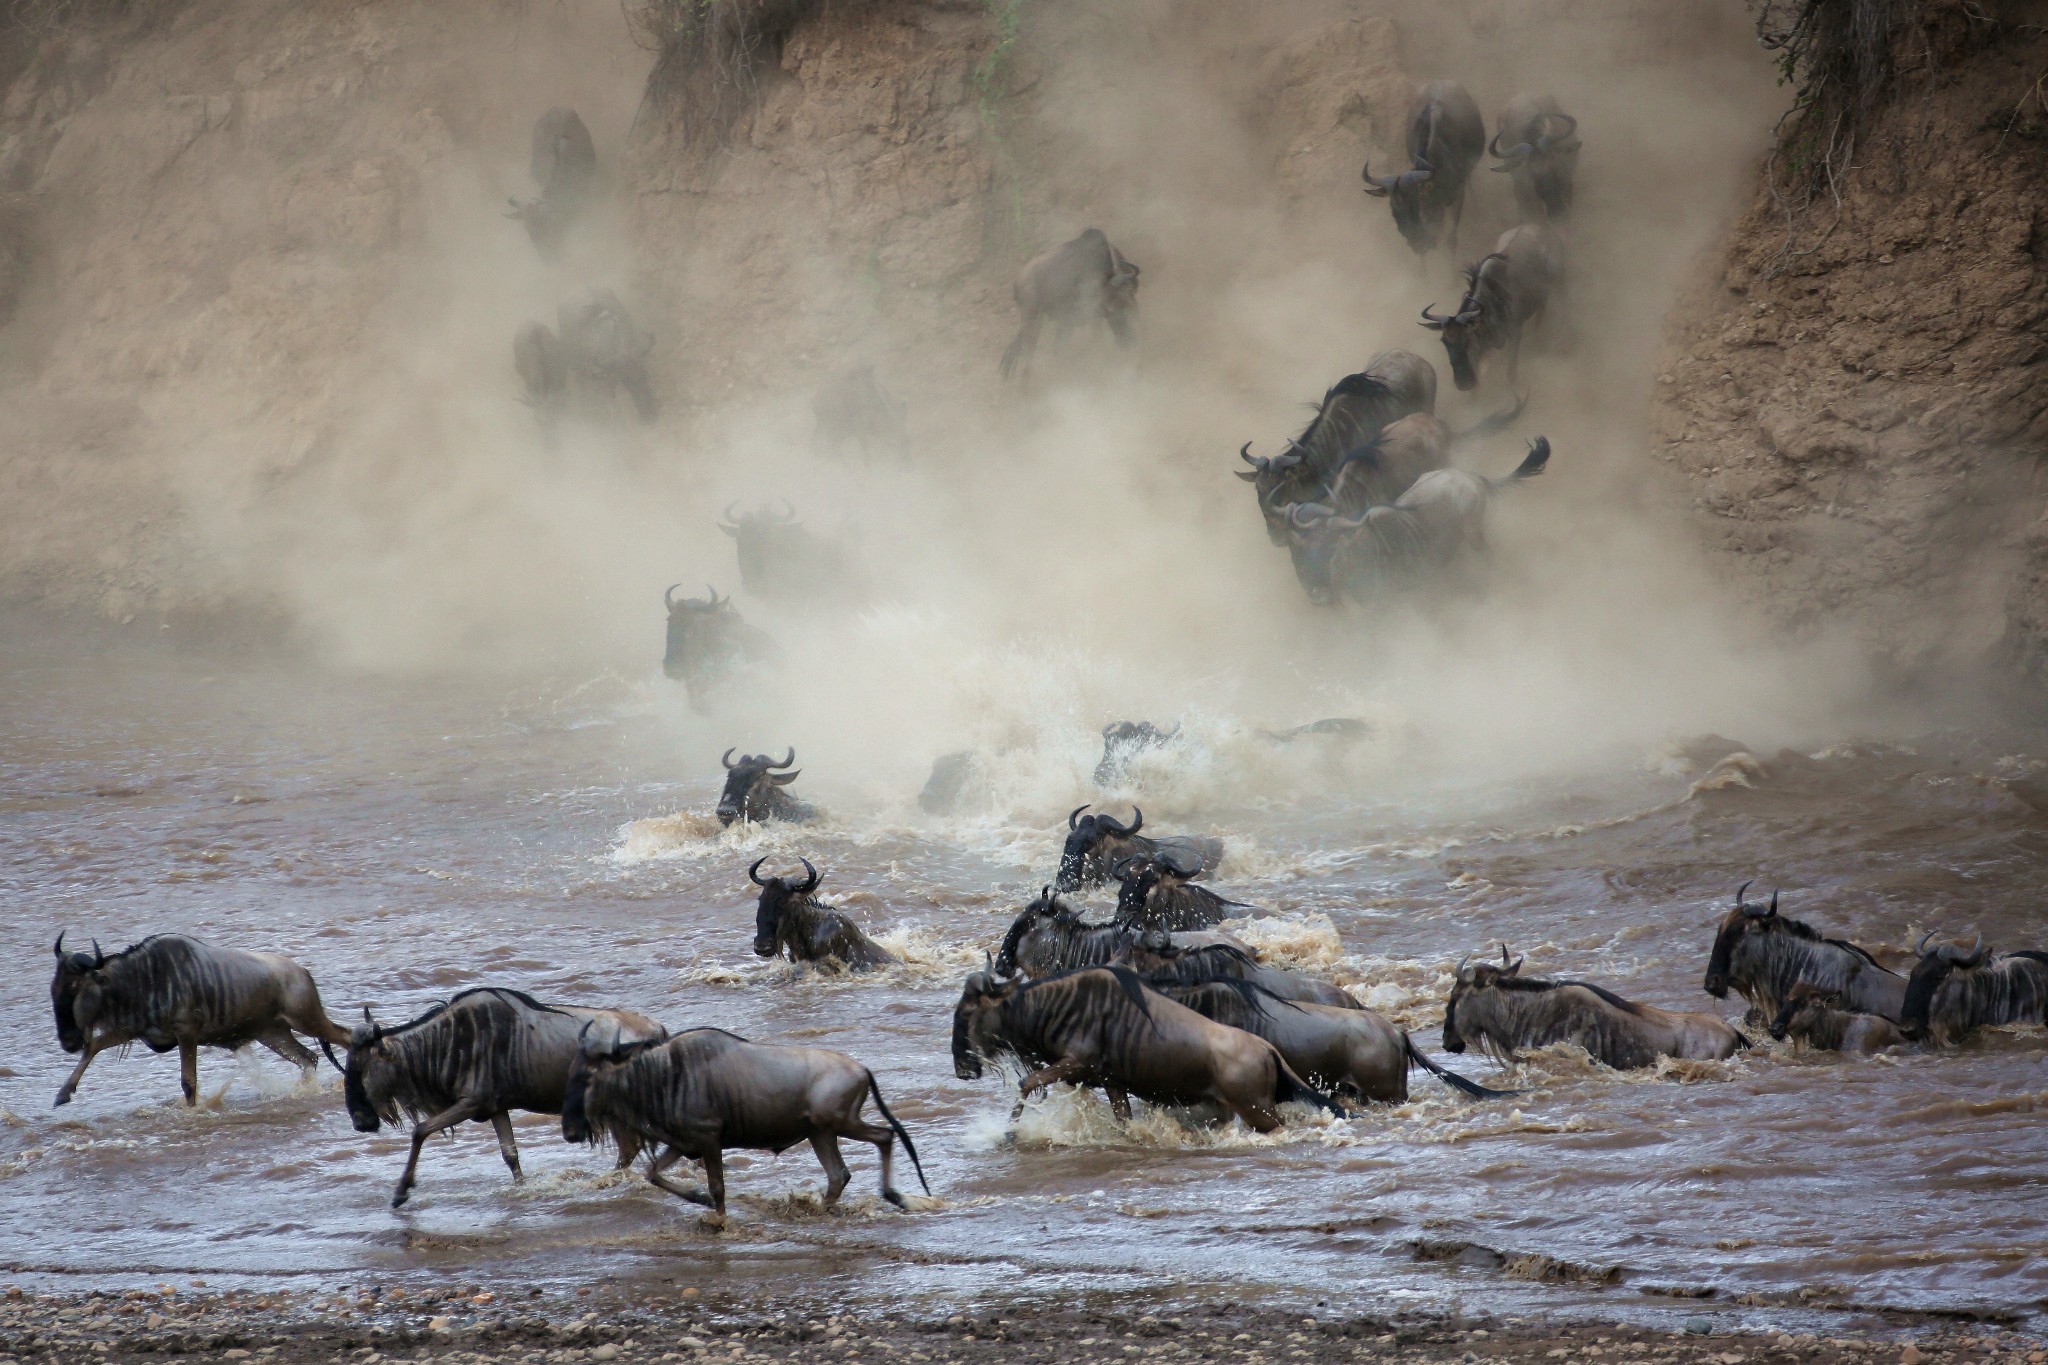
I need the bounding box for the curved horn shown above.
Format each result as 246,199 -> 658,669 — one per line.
1069,804 -> 1089,831
1768,889 -> 1779,917
1538,113 -> 1577,150
53,931 -> 64,959
705,584 -> 721,607
1500,943 -> 1511,965
665,582 -> 681,610
1289,502 -> 1336,528
1734,879 -> 1753,906
797,857 -> 820,894
721,500 -> 743,527
770,748 -> 796,770
1916,930 -> 1937,957
770,499 -> 797,523
748,856 -> 771,887
1111,855 -> 1140,877
1940,933 -> 1987,968
1360,160 -> 1398,195
91,939 -> 104,968
1419,303 -> 1452,331
721,747 -> 739,770
1491,141 -> 1534,170
1456,953 -> 1470,976
1487,129 -> 1507,158
1124,806 -> 1142,835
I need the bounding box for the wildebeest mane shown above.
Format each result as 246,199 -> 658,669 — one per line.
374,986 -> 569,1038
1490,975 -> 1648,1017
1015,965 -> 1154,1018
1760,914 -> 1891,971
1163,977 -> 1305,1020
1137,943 -> 1257,981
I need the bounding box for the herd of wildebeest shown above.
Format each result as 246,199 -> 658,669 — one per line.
41,83 -> 2048,1229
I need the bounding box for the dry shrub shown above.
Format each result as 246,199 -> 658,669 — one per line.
626,0 -> 876,150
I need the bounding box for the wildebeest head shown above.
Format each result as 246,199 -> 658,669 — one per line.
1702,881 -> 1778,999
1235,442 -> 1315,546
1103,248 -> 1140,344
662,583 -> 734,680
1056,804 -> 1143,891
1419,298 -> 1485,392
1441,945 -> 1524,1053
1094,720 -> 1180,786
750,855 -> 821,957
1768,979 -> 1846,1042
1362,158 -> 1443,255
1898,931 -> 1990,1039
951,960 -> 1019,1080
49,932 -> 108,1054
717,501 -> 801,590
343,1006 -> 392,1133
1489,113 -> 1580,218
562,1018 -> 656,1146
717,747 -> 800,826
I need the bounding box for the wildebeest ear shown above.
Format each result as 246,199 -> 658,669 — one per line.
768,769 -> 802,786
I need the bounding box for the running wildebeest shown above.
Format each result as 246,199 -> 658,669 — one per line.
506,107 -> 597,260
1094,720 -> 1180,786
1113,850 -> 1243,932
1056,805 -> 1223,892
1116,930 -> 1361,1010
999,228 -> 1140,382
716,748 -> 818,826
1421,225 -> 1566,391
555,287 -> 657,421
1701,882 -> 1906,1022
1489,94 -> 1581,221
1897,932 -> 2048,1045
561,1024 -> 928,1226
812,364 -> 908,459
1768,978 -> 1907,1055
1362,81 -> 1487,256
662,584 -> 776,714
749,857 -> 896,971
344,987 -> 665,1208
1442,948 -> 1746,1069
718,502 -> 863,604
951,966 -> 1342,1131
49,933 -> 351,1108
1159,979 -> 1502,1103
991,889 -> 1248,979
1282,437 -> 1551,607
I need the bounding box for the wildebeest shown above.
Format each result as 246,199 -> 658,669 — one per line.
1701,883 -> 1906,1022
343,987 -> 665,1208
1489,94 -> 1581,221
812,364 -> 907,459
49,933 -> 351,1108
951,966 -> 1341,1130
555,288 -> 657,421
999,228 -> 1140,382
1237,351 -> 1439,545
562,1025 -> 927,1225
1282,437 -> 1551,607
1159,979 -> 1502,1103
749,857 -> 896,972
514,321 -> 568,427
718,501 -> 862,604
1898,933 -> 2048,1045
918,750 -> 989,816
1361,81 -> 1487,256
1056,804 -> 1223,892
1094,720 -> 1180,786
1767,978 -> 1907,1055
1113,851 -> 1243,932
716,748 -> 818,826
506,108 -> 597,260
661,584 -> 776,714
1442,948 -> 1746,1069
1421,225 -> 1566,391
991,890 -> 1247,979
1257,717 -> 1373,746
1116,931 -> 1361,1010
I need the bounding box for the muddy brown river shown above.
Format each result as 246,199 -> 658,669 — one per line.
3,621 -> 2043,1332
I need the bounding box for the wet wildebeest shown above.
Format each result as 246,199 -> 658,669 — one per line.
49,933 -> 351,1107
716,748 -> 817,827
1362,81 -> 1487,256
1489,94 -> 1581,222
1898,932 -> 2048,1045
951,966 -> 1342,1130
506,108 -> 596,260
991,889 -> 1247,979
556,287 -> 657,421
1767,977 -> 1907,1055
749,857 -> 896,972
1116,930 -> 1361,1010
1701,882 -> 1906,1022
812,364 -> 907,460
661,584 -> 776,714
1056,804 -> 1223,892
1159,979 -> 1503,1104
1257,717 -> 1374,746
1283,437 -> 1551,607
999,228 -> 1140,382
562,1024 -> 927,1226
344,987 -> 665,1208
1237,351 -> 1439,546
1442,948 -> 1745,1069
1094,720 -> 1180,786
1421,225 -> 1567,391
1113,850 -> 1243,932
718,501 -> 861,604
918,751 -> 989,816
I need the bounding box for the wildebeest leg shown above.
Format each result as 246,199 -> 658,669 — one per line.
257,1026 -> 318,1078
999,314 -> 1043,383
1105,1086 -> 1134,1124
809,1133 -> 852,1205
645,1147 -> 715,1208
613,1131 -> 643,1171
1010,1059 -> 1089,1119
700,1148 -> 729,1224
393,1098 -> 482,1208
53,1038 -> 109,1107
490,1112 -> 523,1183
1233,1099 -> 1284,1134
179,1039 -> 200,1106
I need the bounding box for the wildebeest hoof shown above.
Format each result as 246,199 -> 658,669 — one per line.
391,1189 -> 411,1209
53,1090 -> 73,1107
884,1189 -> 908,1210
681,1188 -> 715,1209
700,1212 -> 727,1232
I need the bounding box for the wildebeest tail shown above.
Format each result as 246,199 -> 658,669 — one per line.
1273,1057 -> 1346,1118
1501,436 -> 1550,482
1448,391 -> 1527,444
867,1073 -> 931,1196
1404,1035 -> 1516,1100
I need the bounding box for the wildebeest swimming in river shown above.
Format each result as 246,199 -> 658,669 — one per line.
1094,720 -> 1180,786
1701,882 -> 1906,1022
1362,81 -> 1486,256
749,857 -> 896,972
661,584 -> 776,714
344,987 -> 666,1208
1113,850 -> 1243,932
812,364 -> 907,460
718,501 -> 864,605
506,107 -> 596,260
1767,977 -> 1906,1055
1898,932 -> 2048,1045
563,1024 -> 927,1226
1056,804 -> 1222,892
951,966 -> 1342,1131
1116,930 -> 1360,1010
991,889 -> 1247,979
50,933 -> 351,1107
1442,948 -> 1745,1069
717,748 -> 818,826
1000,228 -> 1140,383
1422,225 -> 1566,391
1489,94 -> 1581,222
